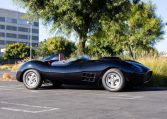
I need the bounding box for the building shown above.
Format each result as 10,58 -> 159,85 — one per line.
0,8 -> 39,57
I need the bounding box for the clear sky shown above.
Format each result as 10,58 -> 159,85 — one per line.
0,0 -> 167,52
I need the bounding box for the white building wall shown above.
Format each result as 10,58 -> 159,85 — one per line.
0,8 -> 39,56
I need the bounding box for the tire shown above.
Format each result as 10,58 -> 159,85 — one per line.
102,68 -> 125,92
51,81 -> 62,88
23,69 -> 42,90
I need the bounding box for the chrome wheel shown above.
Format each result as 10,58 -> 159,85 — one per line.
102,68 -> 125,92
25,72 -> 38,87
23,69 -> 42,90
105,72 -> 121,89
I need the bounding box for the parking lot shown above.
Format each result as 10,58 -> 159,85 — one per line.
0,81 -> 167,119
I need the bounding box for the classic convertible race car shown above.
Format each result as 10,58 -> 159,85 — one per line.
16,54 -> 152,92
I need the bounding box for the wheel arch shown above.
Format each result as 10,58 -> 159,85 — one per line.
17,60 -> 48,82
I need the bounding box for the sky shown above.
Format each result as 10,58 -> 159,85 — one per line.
0,0 -> 167,52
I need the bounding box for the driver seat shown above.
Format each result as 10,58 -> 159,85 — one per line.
59,53 -> 65,61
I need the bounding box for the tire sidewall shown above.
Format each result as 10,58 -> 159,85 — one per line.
23,69 -> 42,90
102,68 -> 125,92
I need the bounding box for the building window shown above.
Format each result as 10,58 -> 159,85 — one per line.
18,19 -> 27,25
32,43 -> 38,46
20,42 -> 29,46
6,18 -> 17,24
0,32 -> 5,37
32,36 -> 39,40
25,42 -> 29,46
6,33 -> 17,38
6,26 -> 17,31
0,40 -> 5,44
0,25 -> 5,29
6,41 -> 16,44
18,27 -> 28,32
18,34 -> 28,39
32,29 -> 39,34
0,17 -> 5,22
33,22 -> 39,27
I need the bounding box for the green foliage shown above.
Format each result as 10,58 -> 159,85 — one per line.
35,37 -> 76,58
86,37 -> 122,58
95,1 -> 164,59
14,0 -> 164,58
3,43 -> 30,59
14,0 -> 131,54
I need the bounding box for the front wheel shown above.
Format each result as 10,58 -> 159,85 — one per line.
23,69 -> 42,90
102,68 -> 125,92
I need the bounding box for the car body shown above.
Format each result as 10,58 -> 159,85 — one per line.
16,55 -> 152,91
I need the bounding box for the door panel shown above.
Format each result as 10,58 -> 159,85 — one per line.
62,62 -> 81,83
48,65 -> 66,81
48,60 -> 101,84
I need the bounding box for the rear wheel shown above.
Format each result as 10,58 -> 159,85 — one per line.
23,69 -> 42,90
102,68 -> 125,92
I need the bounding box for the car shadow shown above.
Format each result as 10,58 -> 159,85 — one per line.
40,84 -> 102,90
128,86 -> 167,92
39,84 -> 167,92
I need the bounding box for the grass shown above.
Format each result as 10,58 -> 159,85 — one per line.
138,56 -> 167,87
0,64 -> 14,71
0,58 -> 29,72
0,64 -> 22,72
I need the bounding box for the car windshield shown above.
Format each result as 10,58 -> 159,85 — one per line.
68,55 -> 91,62
50,54 -> 91,66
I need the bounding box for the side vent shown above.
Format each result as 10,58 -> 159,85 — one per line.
82,72 -> 96,82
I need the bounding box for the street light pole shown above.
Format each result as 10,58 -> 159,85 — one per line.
27,21 -> 33,60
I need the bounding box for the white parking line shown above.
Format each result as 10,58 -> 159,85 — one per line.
0,107 -> 59,113
1,101 -> 55,108
0,101 -> 60,113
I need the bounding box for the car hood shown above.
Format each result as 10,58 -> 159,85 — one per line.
125,60 -> 150,73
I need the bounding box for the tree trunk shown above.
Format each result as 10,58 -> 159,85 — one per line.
128,46 -> 134,59
77,35 -> 86,55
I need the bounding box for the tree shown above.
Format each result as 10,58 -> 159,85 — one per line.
14,0 -> 131,55
3,43 -> 30,59
86,35 -> 122,58
35,37 -> 76,57
123,2 -> 164,59
90,1 -> 164,59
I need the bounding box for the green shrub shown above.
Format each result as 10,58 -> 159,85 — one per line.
35,37 -> 76,58
3,43 -> 31,60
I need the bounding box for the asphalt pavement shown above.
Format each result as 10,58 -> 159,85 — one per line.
0,81 -> 167,119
